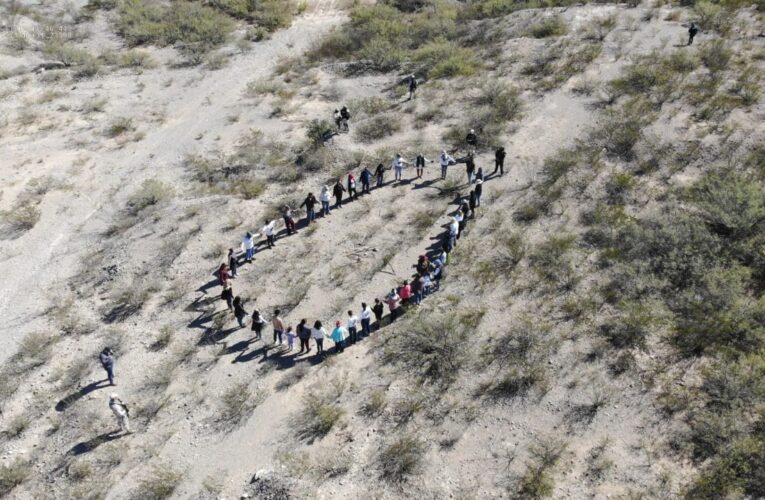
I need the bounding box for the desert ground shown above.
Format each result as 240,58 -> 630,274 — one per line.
1,0 -> 764,498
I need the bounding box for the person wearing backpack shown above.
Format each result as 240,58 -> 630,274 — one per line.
408,74 -> 418,100
109,393 -> 131,434
99,347 -> 115,386
347,174 -> 358,202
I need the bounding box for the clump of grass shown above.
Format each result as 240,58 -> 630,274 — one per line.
378,435 -> 426,483
103,281 -> 159,323
5,415 -> 30,438
515,437 -> 567,498
105,117 -> 134,137
151,325 -> 174,350
409,207 -> 441,237
275,363 -> 309,391
0,199 -> 41,238
0,460 -> 29,497
219,382 -> 266,427
126,179 -> 174,216
528,15 -> 567,38
360,389 -> 388,417
133,464 -> 182,500
295,393 -> 345,440
353,113 -> 401,143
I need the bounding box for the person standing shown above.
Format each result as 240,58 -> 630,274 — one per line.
399,280 -> 412,305
99,347 -> 115,386
241,232 -> 256,263
333,180 -> 345,209
360,302 -> 372,337
262,220 -> 276,248
228,249 -> 238,278
320,186 -> 331,216
272,309 -> 285,345
440,150 -> 455,180
375,163 -> 385,188
475,179 -> 483,207
300,192 -> 318,223
330,320 -> 347,353
360,166 -> 372,194
251,309 -> 266,340
466,155 -> 476,185
297,318 -> 311,354
449,216 -> 459,249
312,320 -> 326,355
688,22 -> 699,45
469,190 -> 477,218
109,393 -> 131,434
493,147 -> 506,176
285,326 -> 296,351
393,153 -> 409,182
340,106 -> 351,132
386,289 -> 401,321
411,273 -> 423,305
347,310 -> 359,344
221,281 -> 234,311
233,296 -> 248,328
408,74 -> 418,100
466,129 -> 478,153
372,298 -> 385,330
415,153 -> 431,179
347,174 -> 358,201
282,206 -> 296,235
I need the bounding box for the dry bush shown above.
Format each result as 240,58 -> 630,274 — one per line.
528,14 -> 567,38
360,389 -> 387,417
295,391 -> 345,440
513,437 -> 567,498
353,113 -> 401,143
132,464 -> 182,500
126,179 -> 174,216
220,382 -> 266,428
0,199 -> 41,238
409,207 -> 441,237
5,414 -> 30,438
151,325 -> 174,350
275,363 -> 309,391
0,460 -> 29,497
378,435 -> 426,483
103,281 -> 159,323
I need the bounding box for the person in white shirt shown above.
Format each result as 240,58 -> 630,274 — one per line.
359,302 -> 372,337
241,231 -> 257,263
262,219 -> 276,248
312,320 -> 327,355
109,393 -> 131,434
440,150 -> 455,179
392,153 -> 409,182
449,216 -> 459,249
346,310 -> 359,344
320,185 -> 331,216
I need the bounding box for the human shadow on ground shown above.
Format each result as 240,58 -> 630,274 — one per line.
55,380 -> 111,412
68,432 -> 125,456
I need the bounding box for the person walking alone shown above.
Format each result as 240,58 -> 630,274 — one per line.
688,22 -> 699,45
408,74 -> 418,100
109,393 -> 131,434
493,146 -> 506,176
99,347 -> 115,386
300,192 -> 318,224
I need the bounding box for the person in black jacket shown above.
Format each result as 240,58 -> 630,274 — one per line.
688,22 -> 699,45
360,166 -> 372,194
375,163 -> 385,188
372,298 -> 385,331
251,309 -> 266,340
469,190 -> 477,218
99,347 -> 115,386
233,296 -> 248,328
297,318 -> 311,354
228,248 -> 238,278
493,147 -> 506,176
333,180 -> 346,208
466,129 -> 478,153
339,106 -> 350,132
475,179 -> 483,207
466,155 -> 476,185
300,192 -> 317,223
221,281 -> 234,311
415,153 -> 431,179
408,74 -> 418,100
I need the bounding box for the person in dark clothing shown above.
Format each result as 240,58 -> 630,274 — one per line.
372,298 -> 384,330
333,180 -> 345,208
99,347 -> 115,386
340,106 -> 350,132
493,147 -> 506,176
460,202 -> 469,232
360,167 -> 372,194
375,163 -> 385,188
466,155 -> 475,185
466,129 -> 478,152
233,296 -> 248,328
411,273 -> 423,305
300,193 -> 318,223
228,249 -> 238,278
217,263 -> 230,287
251,309 -> 266,340
297,318 -> 311,353
475,167 -> 484,183
469,190 -> 477,218
408,74 -> 418,100
688,22 -> 698,45
475,179 -> 483,207
347,174 -> 358,201
221,281 -> 234,311
415,154 -> 431,179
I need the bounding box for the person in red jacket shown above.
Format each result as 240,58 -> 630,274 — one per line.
399,280 -> 412,305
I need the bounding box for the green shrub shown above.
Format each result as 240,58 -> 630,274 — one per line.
413,39 -> 480,79
378,435 -> 426,483
210,0 -> 295,31
360,389 -> 388,417
528,15 -> 567,38
353,113 -> 401,143
306,118 -> 334,146
220,382 -> 266,426
592,100 -> 653,161
689,171 -> 765,241
127,179 -> 174,215
296,394 -> 344,439
598,302 -> 655,350
700,39 -> 732,73
516,437 -> 567,498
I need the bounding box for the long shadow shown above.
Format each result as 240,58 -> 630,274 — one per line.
197,278 -> 220,295
411,179 -> 439,190
55,380 -> 111,412
198,325 -> 241,346
68,432 -> 125,456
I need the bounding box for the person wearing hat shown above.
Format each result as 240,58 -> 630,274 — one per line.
109,393 -> 131,434
99,347 -> 115,386
330,320 -> 347,353
439,150 -> 455,180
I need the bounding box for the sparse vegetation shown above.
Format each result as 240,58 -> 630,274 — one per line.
0,460 -> 29,497
378,435 -> 426,483
132,464 -> 182,500
295,392 -> 345,440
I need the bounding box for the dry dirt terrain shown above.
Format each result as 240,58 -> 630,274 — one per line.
1,0 -> 764,498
